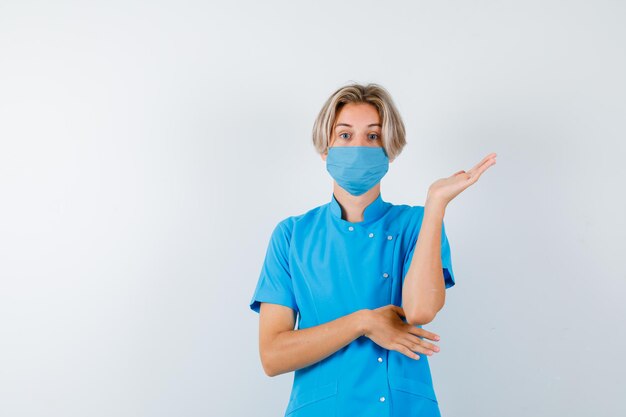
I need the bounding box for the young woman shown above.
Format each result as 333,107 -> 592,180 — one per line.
249,83 -> 496,417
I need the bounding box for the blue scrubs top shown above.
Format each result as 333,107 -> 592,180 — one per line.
249,192 -> 455,417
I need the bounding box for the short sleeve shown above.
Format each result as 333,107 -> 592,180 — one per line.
402,217 -> 456,289
249,219 -> 299,314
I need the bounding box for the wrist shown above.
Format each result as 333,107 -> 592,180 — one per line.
424,197 -> 447,216
355,309 -> 371,337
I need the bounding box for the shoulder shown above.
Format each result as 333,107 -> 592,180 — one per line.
391,202 -> 424,213
270,202 -> 327,238
282,201 -> 330,228
387,201 -> 425,224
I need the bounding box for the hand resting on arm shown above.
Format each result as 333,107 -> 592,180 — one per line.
257,303 -> 441,377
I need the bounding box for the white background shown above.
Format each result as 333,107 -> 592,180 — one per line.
1,1 -> 624,416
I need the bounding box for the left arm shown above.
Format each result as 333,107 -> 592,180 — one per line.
402,199 -> 447,325
403,152 -> 498,325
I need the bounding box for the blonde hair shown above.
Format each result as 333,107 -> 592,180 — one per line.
312,82 -> 407,161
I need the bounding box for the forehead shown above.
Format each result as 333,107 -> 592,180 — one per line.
334,102 -> 380,127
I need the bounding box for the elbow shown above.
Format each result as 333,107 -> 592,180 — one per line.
260,330 -> 294,377
260,348 -> 286,377
262,363 -> 278,378
260,352 -> 278,377
406,296 -> 446,325
406,309 -> 437,326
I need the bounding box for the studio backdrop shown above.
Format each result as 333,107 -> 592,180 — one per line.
0,1 -> 624,416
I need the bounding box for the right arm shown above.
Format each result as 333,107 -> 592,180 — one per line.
258,302 -> 368,377
257,302 -> 441,377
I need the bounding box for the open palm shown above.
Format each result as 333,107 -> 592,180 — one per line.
427,152 -> 497,206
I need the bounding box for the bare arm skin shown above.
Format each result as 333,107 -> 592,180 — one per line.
402,200 -> 447,326
258,302 -> 366,377
257,302 -> 441,377
403,152 -> 497,325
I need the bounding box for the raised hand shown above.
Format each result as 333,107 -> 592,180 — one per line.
426,152 -> 497,208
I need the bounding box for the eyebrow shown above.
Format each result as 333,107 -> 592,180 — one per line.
335,123 -> 382,128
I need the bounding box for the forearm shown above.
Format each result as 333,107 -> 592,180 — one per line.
264,309 -> 369,376
402,200 -> 446,324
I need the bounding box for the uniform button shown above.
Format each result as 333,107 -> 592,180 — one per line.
368,232 -> 374,238
348,226 -> 354,231
379,396 -> 386,402
382,272 -> 389,278
378,357 -> 383,362
387,235 -> 393,240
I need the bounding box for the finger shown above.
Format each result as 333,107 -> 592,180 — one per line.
407,326 -> 440,341
467,157 -> 496,182
399,337 -> 436,356
394,343 -> 421,360
406,334 -> 440,353
453,170 -> 466,176
468,153 -> 496,179
467,157 -> 496,178
394,305 -> 405,317
467,153 -> 497,176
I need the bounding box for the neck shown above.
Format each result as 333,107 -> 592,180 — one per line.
332,184 -> 381,222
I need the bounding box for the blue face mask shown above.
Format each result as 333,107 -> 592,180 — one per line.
325,146 -> 389,196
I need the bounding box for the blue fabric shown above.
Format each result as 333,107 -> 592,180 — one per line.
325,146 -> 390,196
249,192 -> 455,417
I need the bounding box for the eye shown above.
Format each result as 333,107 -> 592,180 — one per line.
368,133 -> 380,140
339,132 -> 350,140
